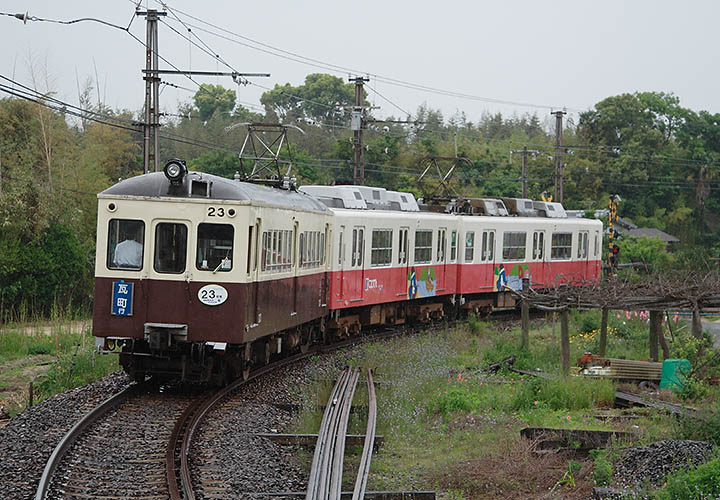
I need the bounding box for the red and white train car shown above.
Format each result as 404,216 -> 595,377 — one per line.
93,165 -> 602,383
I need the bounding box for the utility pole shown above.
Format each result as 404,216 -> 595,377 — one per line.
510,146 -> 539,198
137,9 -> 269,175
552,110 -> 566,203
350,76 -> 369,185
136,9 -> 166,174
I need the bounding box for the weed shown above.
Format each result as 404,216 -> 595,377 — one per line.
654,454 -> 720,500
675,403 -> 720,445
512,376 -> 616,411
590,449 -> 613,486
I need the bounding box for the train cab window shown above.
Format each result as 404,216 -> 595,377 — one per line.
154,223 -> 187,274
551,232 -> 572,260
107,219 -> 145,271
464,231 -> 475,263
414,229 -> 432,264
197,223 -> 234,272
502,232 -> 526,261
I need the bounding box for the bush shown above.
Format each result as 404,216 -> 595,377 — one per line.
655,455 -> 720,500
511,376 -> 616,411
428,387 -> 483,415
675,404 -> 720,445
590,449 -> 613,486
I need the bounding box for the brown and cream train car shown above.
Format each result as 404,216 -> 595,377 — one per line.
93,166 -> 330,382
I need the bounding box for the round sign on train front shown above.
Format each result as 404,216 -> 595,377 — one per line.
197,284 -> 228,306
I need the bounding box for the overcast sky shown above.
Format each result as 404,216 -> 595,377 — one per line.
2,0 -> 719,126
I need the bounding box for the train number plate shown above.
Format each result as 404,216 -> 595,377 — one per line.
198,284 -> 228,306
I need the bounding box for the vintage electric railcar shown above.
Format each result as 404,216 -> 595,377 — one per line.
93,164 -> 602,383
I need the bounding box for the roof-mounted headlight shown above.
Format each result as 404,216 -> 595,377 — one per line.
164,159 -> 187,185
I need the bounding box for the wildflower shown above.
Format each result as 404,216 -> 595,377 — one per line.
534,401 -> 539,406
566,415 -> 571,421
57,365 -> 61,370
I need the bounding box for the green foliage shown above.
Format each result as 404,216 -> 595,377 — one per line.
511,376 -> 616,411
675,404 -> 720,444
0,222 -> 87,320
189,150 -> 243,178
654,454 -> 720,500
193,84 -> 236,121
590,449 -> 613,486
619,235 -> 674,271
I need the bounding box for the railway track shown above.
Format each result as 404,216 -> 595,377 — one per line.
34,320 -> 462,500
37,384 -> 203,500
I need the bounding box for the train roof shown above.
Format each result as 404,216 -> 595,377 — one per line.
99,172 -> 328,212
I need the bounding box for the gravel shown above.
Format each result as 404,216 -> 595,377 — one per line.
612,440 -> 715,489
0,371 -> 129,500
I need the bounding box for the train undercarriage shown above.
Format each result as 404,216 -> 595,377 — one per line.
99,291 -> 518,385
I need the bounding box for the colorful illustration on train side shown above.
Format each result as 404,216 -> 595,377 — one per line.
408,266 -> 436,299
493,264 -> 531,291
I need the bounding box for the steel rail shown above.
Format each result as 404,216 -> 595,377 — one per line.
352,369 -> 377,500
309,368 -> 351,500
34,384 -> 138,500
329,368 -> 360,500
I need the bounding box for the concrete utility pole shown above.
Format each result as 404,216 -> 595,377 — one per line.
137,9 -> 166,174
510,146 -> 539,198
350,76 -> 369,185
552,110 -> 566,203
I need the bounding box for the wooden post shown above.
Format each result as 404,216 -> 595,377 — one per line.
561,308 -> 570,376
649,311 -> 660,362
599,307 -> 609,357
658,319 -> 670,360
28,381 -> 33,408
692,306 -> 703,339
521,278 -> 530,350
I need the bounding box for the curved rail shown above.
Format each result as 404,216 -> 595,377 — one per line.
352,368 -> 377,500
306,367 -> 360,500
34,384 -> 137,500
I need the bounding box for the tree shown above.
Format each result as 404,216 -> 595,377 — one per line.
260,73 -> 357,123
194,84 -> 236,121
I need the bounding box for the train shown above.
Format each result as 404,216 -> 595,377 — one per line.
93,160 -> 603,383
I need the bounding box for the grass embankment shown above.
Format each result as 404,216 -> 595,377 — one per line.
0,320 -> 118,416
293,311 -> 720,499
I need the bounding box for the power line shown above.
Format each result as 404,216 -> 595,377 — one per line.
153,2 -> 576,112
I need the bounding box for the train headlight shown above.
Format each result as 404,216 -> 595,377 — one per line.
163,159 -> 187,185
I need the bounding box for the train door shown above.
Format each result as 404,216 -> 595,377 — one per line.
346,226 -> 365,301
481,229 -> 496,288
578,230 -> 589,278
292,222 -> 299,314
320,224 -> 329,307
532,230 -> 546,284
436,227 -> 447,292
246,220 -> 260,327
397,227 -> 410,297
337,225 -> 345,303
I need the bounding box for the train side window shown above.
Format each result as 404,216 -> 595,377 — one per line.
481,232 -> 487,261
196,223 -> 233,272
107,219 -> 145,271
450,230 -> 457,262
578,232 -> 588,259
502,232 -> 526,261
414,229 -> 432,264
551,232 -> 572,260
154,223 -> 187,274
371,229 -> 393,267
594,231 -> 600,257
487,231 -> 495,261
338,227 -> 344,265
465,231 -> 475,263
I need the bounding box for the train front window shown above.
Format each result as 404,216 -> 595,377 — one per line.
107,219 -> 145,271
197,223 -> 234,272
154,223 -> 187,274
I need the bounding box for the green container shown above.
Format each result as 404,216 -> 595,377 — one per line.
659,359 -> 691,393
